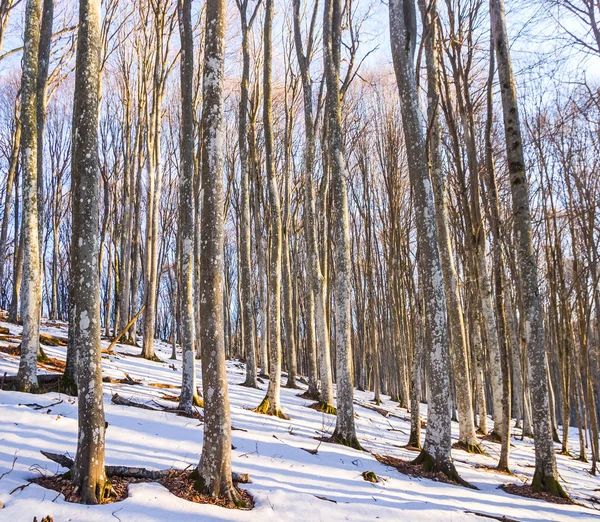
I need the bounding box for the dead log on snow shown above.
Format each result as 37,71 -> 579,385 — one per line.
40,451 -> 250,483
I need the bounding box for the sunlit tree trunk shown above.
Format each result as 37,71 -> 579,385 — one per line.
70,0 -> 107,504
389,0 -> 459,479
490,0 -> 566,497
236,0 -> 259,389
177,0 -> 198,413
196,0 -> 238,502
16,0 -> 43,392
325,0 -> 359,448
256,0 -> 287,418
419,0 -> 480,453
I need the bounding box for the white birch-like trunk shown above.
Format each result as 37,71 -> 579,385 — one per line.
70,0 -> 107,504
16,0 -> 42,392
196,0 -> 238,502
177,0 -> 198,412
389,0 -> 457,476
325,0 -> 359,447
490,0 -> 566,496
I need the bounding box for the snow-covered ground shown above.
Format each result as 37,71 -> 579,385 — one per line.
0,318 -> 599,521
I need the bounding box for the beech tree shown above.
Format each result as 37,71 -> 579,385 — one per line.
70,0 -> 107,504
490,0 -> 568,497
195,0 -> 238,502
255,0 -> 287,419
389,0 -> 458,479
177,0 -> 199,413
16,0 -> 42,392
324,0 -> 359,448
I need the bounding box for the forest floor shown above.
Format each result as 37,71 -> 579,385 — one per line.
0,317 -> 599,521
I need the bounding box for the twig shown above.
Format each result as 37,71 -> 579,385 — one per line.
9,482 -> 31,495
0,454 -> 17,480
19,399 -> 63,411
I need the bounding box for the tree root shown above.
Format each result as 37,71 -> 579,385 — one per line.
309,401 -> 337,415
285,378 -> 300,389
531,469 -> 570,499
142,353 -> 163,363
329,431 -> 364,451
189,468 -> 250,508
454,440 -> 488,456
296,390 -> 320,401
239,380 -> 259,389
253,397 -> 290,419
412,449 -> 476,489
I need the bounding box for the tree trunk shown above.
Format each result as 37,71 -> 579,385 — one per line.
389,0 -> 458,478
256,0 -> 287,419
196,0 -> 238,502
16,0 -> 43,392
237,0 -> 258,389
490,0 -> 566,497
419,0 -> 480,453
324,0 -> 359,448
177,0 -> 198,413
70,0 -> 107,504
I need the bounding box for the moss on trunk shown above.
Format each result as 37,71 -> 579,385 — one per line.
531,469 -> 570,499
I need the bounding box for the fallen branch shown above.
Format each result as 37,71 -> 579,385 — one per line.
106,306 -> 145,353
354,401 -> 390,418
40,451 -> 250,484
1,373 -> 61,390
0,454 -> 16,480
314,494 -> 337,503
19,399 -> 63,410
102,373 -> 141,386
112,393 -> 202,419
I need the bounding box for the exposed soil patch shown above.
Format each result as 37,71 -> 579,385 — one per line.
39,333 -> 68,347
499,483 -> 574,505
161,470 -> 254,509
0,343 -> 20,356
32,470 -> 254,509
38,357 -> 66,373
32,474 -> 147,504
375,454 -> 467,487
148,382 -> 180,389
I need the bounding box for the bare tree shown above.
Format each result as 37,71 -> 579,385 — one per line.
177,0 -> 199,413
16,0 -> 43,391
70,0 -> 107,504
293,0 -> 326,402
324,0 -> 360,448
490,0 -> 567,497
255,0 -> 288,418
389,0 -> 460,480
236,0 -> 261,389
195,0 -> 239,503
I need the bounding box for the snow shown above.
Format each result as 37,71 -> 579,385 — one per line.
0,318 -> 599,521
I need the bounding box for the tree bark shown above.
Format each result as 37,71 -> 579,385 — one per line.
70,0 -> 107,504
325,0 -> 359,448
419,0 -> 480,453
16,0 -> 43,392
236,0 -> 259,389
196,0 -> 238,502
389,0 -> 458,478
256,0 -> 287,419
490,0 -> 566,497
177,0 -> 198,414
